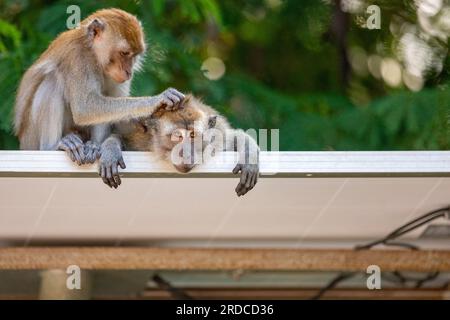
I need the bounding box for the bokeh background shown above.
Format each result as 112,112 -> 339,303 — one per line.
0,0 -> 449,151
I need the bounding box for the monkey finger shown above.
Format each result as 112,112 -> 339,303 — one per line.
115,174 -> 122,186
65,140 -> 82,165
106,177 -> 116,189
105,166 -> 112,180
69,136 -> 85,164
111,165 -> 121,186
238,188 -> 247,197
102,176 -> 111,188
236,183 -> 244,195
241,183 -> 253,196
89,152 -> 98,163
109,177 -> 118,189
161,97 -> 174,109
232,164 -> 242,175
243,171 -> 253,188
166,92 -> 181,105
100,167 -> 111,188
168,88 -> 185,100
107,167 -> 118,189
69,135 -> 84,150
65,140 -> 82,164
88,149 -> 99,163
104,173 -> 114,188
250,173 -> 258,188
240,170 -> 249,186
67,151 -> 76,163
68,133 -> 83,146
235,183 -> 243,196
236,182 -> 248,196
84,150 -> 93,163
118,157 -> 126,169
246,170 -> 257,189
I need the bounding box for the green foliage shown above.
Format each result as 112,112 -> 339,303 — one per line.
0,0 -> 449,151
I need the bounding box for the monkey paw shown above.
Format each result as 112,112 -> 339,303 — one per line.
232,163 -> 259,197
57,133 -> 85,165
98,150 -> 126,189
157,88 -> 185,111
84,141 -> 101,164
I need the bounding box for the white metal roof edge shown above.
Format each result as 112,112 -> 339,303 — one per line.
1,150 -> 450,177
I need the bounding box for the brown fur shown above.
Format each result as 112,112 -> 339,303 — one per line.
120,95 -> 218,151
14,8 -> 147,149
16,72 -> 45,139
151,95 -> 205,122
88,8 -> 144,53
100,95 -> 259,196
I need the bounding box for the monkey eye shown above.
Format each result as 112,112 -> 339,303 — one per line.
120,51 -> 131,57
172,130 -> 183,141
190,131 -> 196,138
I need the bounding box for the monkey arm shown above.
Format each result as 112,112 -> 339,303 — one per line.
98,134 -> 126,188
224,129 -> 259,165
223,128 -> 260,197
70,88 -> 185,126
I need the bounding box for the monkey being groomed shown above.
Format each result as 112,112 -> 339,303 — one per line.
61,95 -> 260,197
103,95 -> 259,196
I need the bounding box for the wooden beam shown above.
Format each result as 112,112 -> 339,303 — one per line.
1,289 -> 448,300
140,288 -> 449,300
0,247 -> 449,271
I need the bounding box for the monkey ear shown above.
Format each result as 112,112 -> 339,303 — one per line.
87,18 -> 105,40
208,115 -> 217,128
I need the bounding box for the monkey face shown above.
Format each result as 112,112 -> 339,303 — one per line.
168,128 -> 204,173
87,9 -> 145,83
150,96 -> 215,173
104,50 -> 135,83
153,122 -> 205,174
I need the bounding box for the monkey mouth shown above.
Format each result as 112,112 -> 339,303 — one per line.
173,164 -> 195,173
115,76 -> 130,83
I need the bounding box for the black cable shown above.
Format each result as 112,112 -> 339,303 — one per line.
311,272 -> 356,300
311,206 -> 448,300
151,274 -> 193,300
413,271 -> 440,288
355,207 -> 448,250
379,241 -> 419,250
381,271 -> 440,288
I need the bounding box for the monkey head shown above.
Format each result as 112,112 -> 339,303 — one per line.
83,9 -> 145,83
148,96 -> 217,173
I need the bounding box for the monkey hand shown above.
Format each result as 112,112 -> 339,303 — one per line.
83,141 -> 101,164
98,146 -> 126,189
232,163 -> 259,197
57,133 -> 85,165
156,88 -> 185,111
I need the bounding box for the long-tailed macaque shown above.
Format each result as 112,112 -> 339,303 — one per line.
14,8 -> 184,164
98,95 -> 259,196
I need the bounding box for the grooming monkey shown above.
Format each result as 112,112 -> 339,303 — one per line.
14,8 -> 185,163
97,95 -> 259,196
